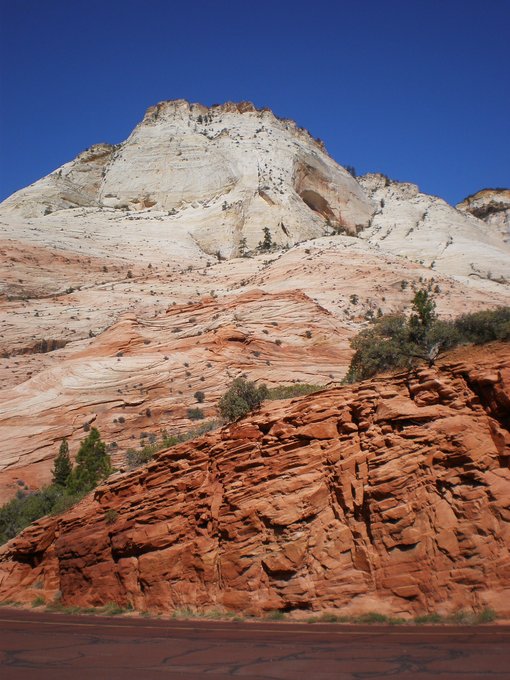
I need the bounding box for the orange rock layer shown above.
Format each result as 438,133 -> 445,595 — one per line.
0,344 -> 509,618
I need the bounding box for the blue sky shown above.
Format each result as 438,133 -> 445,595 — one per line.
0,0 -> 508,205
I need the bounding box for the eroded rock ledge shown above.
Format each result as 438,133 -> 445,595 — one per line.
0,344 -> 509,618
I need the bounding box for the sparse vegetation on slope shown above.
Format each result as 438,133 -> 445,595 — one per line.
265,383 -> 323,400
126,420 -> 220,469
345,289 -> 510,382
0,429 -> 111,545
218,377 -> 268,422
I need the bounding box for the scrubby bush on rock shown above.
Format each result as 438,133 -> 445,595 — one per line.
345,289 -> 509,382
218,377 -> 268,422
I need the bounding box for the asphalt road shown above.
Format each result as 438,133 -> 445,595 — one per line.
0,608 -> 509,679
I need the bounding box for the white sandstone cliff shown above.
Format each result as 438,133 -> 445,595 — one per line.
457,188 -> 510,244
1,100 -> 373,258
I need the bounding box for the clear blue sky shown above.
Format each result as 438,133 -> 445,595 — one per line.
1,0 -> 508,205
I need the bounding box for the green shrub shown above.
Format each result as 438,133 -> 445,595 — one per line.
0,485 -> 65,544
345,292 -> 509,383
0,429 -> 111,545
414,613 -> 443,624
218,377 -> 268,422
357,612 -> 388,623
475,607 -> 497,623
266,384 -> 322,400
187,407 -> 205,421
345,314 -> 413,382
126,421 -> 221,470
454,307 -> 510,344
104,509 -> 118,525
318,612 -> 341,623
414,608 -> 496,624
126,442 -> 159,468
102,602 -> 126,616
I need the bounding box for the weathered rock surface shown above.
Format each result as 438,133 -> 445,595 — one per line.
0,100 -> 508,503
358,174 -> 510,284
457,188 -> 510,244
1,100 -> 372,255
0,343 -> 508,619
1,236 -> 507,503
2,100 -> 508,281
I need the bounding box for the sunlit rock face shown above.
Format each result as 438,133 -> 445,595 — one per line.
457,188 -> 510,244
0,100 -> 373,257
0,100 -> 509,618
358,174 -> 510,284
0,343 -> 509,619
0,99 -> 508,504
2,100 -> 508,280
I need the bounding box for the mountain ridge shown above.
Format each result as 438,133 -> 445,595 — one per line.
2,99 -> 508,284
0,99 -> 508,504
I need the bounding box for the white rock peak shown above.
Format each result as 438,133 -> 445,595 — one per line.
457,188 -> 510,244
1,98 -> 509,283
0,99 -> 372,258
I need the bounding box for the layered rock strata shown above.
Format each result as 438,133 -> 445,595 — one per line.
1,237 -> 507,503
359,174 -> 510,283
457,188 -> 510,244
0,343 -> 508,618
2,100 -> 509,282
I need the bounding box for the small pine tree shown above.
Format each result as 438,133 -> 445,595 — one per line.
68,428 -> 111,494
258,227 -> 273,252
239,237 -> 248,257
410,289 -> 436,333
52,439 -> 73,487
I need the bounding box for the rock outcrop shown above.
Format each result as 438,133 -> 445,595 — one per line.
359,174 -> 510,284
0,101 -> 509,505
457,188 -> 510,245
2,236 -> 508,503
0,100 -> 373,255
2,100 -> 509,282
1,343 -> 508,619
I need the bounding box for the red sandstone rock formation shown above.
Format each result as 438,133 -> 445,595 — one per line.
0,343 -> 508,618
2,237 -> 507,504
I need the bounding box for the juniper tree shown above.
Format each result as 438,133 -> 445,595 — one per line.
67,428 -> 111,494
52,439 -> 73,487
345,288 -> 461,381
218,377 -> 268,422
239,237 -> 248,257
258,227 -> 273,252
